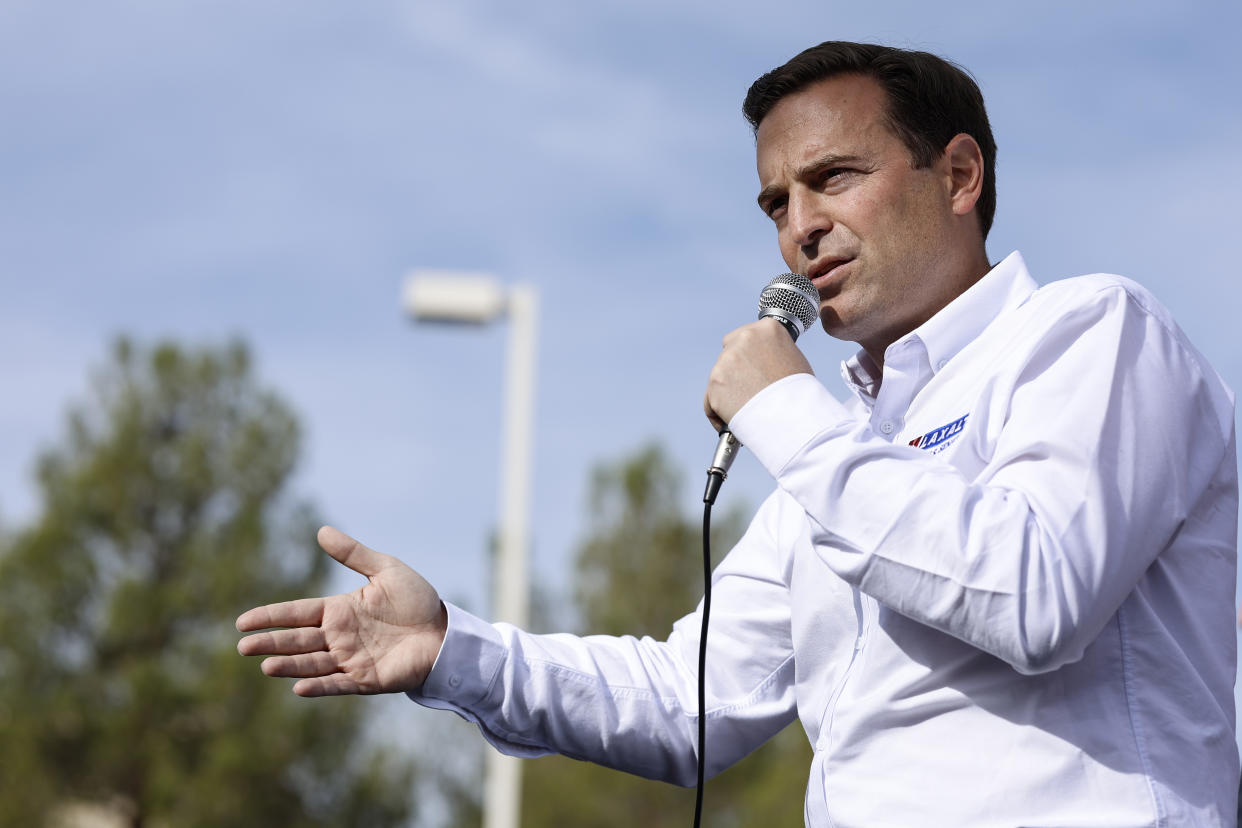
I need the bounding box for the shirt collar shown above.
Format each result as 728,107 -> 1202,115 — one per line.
841,350 -> 882,407
840,251 -> 1038,407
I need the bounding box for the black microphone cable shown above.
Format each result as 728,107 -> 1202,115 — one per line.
692,497 -> 714,828
692,274 -> 818,827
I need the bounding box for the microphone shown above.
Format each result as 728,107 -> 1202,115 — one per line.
703,273 -> 819,504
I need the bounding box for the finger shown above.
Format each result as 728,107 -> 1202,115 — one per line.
721,320 -> 765,347
703,392 -> 726,433
317,525 -> 390,578
237,627 -> 327,657
756,316 -> 786,337
260,651 -> 340,679
236,597 -> 326,632
293,674 -> 368,697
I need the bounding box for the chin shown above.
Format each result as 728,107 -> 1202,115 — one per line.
818,311 -> 854,342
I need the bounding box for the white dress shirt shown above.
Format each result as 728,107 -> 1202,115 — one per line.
412,252 -> 1239,827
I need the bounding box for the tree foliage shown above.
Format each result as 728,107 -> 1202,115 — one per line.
521,444 -> 811,827
0,339 -> 415,827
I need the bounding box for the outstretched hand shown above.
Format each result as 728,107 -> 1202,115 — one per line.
236,526 -> 448,697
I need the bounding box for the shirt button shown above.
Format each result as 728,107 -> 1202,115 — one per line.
879,420 -> 894,435
448,674 -> 462,688
937,359 -> 948,371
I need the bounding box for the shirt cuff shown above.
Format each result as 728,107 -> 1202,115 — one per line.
728,372 -> 853,479
409,601 -> 505,706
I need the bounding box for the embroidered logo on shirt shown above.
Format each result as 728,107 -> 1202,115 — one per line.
909,414 -> 969,454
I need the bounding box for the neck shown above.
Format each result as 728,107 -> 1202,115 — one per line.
861,249 -> 993,373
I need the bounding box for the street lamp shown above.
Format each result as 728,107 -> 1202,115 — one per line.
402,270 -> 538,828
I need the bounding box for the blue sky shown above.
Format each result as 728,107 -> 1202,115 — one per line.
2,0 -> 1240,765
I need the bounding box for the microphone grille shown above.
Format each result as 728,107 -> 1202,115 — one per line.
758,273 -> 819,339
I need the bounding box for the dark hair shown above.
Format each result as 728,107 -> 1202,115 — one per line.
743,41 -> 997,239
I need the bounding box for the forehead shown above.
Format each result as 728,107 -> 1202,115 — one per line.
755,74 -> 896,179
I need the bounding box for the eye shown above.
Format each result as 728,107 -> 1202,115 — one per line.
819,167 -> 863,191
763,196 -> 787,220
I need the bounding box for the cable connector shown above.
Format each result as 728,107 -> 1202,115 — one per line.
703,430 -> 741,505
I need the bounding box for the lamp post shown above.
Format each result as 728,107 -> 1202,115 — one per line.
402,270 -> 538,828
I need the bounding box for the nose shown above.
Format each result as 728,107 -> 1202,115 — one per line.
786,190 -> 831,250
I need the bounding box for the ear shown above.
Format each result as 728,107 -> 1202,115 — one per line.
943,133 -> 984,218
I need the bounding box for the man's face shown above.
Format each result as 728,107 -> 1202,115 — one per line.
755,73 -> 963,357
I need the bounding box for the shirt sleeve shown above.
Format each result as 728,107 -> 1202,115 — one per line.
407,492 -> 802,785
729,282 -> 1234,675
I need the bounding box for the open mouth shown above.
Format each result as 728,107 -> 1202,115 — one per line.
807,258 -> 853,292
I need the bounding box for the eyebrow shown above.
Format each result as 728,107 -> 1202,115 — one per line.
756,152 -> 865,210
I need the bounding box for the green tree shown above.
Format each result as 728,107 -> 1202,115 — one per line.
0,339 -> 415,827
521,444 -> 811,827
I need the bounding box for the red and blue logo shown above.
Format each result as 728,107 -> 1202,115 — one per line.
909,414 -> 968,452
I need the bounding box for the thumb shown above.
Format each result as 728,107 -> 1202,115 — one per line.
317,525 -> 389,579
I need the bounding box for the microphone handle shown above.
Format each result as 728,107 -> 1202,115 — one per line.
702,312 -> 801,504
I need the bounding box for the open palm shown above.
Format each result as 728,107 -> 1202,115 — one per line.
236,526 -> 447,696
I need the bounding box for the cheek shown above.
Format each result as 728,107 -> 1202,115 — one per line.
858,197 -> 929,263
776,232 -> 800,271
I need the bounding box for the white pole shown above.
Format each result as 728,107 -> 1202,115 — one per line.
483,284 -> 538,828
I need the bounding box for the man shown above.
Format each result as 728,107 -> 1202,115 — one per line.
238,42 -> 1238,825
